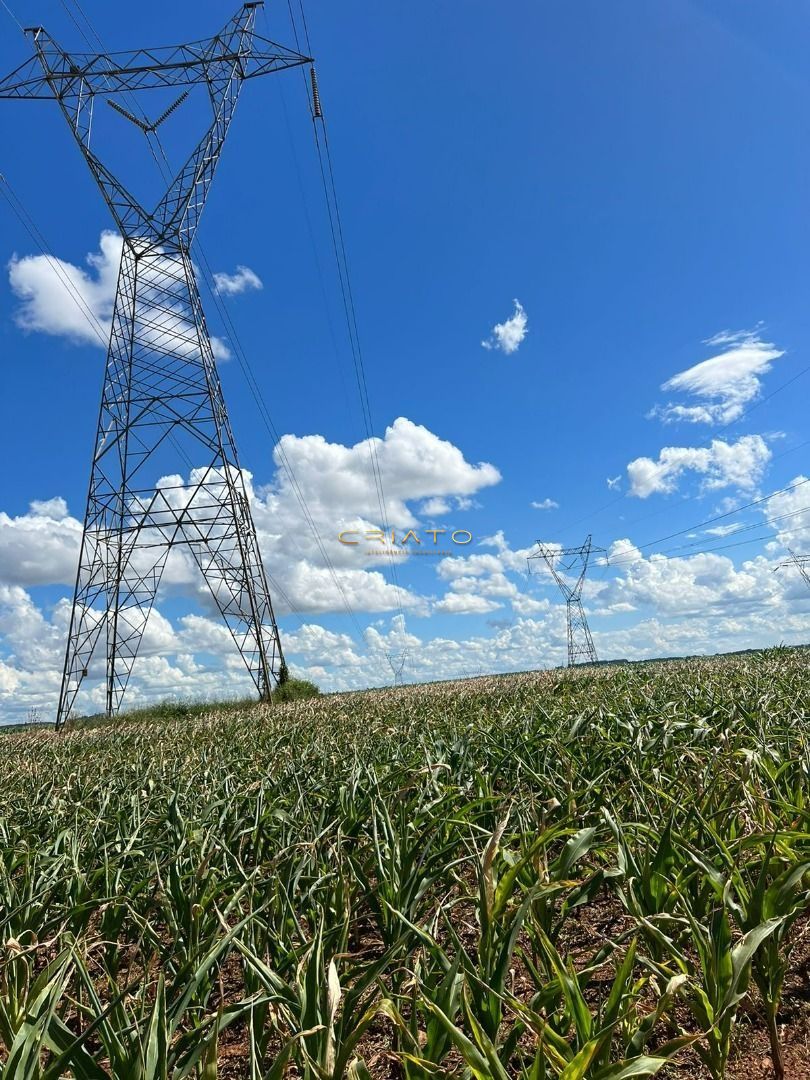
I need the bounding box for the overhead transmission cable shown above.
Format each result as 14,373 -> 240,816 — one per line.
609,475 -> 810,561
582,435 -> 810,571
281,0 -> 406,627
542,470 -> 810,587
607,527 -> 800,572
274,75 -> 358,428
0,0 -> 22,32
608,500 -> 810,565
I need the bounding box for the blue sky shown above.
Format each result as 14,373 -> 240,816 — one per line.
1,0 -> 809,720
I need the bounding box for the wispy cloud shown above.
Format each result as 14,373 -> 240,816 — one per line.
530,498 -> 558,510
652,328 -> 784,425
481,299 -> 528,355
213,265 -> 263,296
704,522 -> 744,537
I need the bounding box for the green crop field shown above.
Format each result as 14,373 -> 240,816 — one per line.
1,649 -> 809,1079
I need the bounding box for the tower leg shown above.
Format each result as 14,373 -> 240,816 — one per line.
56,242 -> 283,727
567,598 -> 597,666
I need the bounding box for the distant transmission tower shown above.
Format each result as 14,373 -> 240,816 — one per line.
460,665 -> 484,680
386,651 -> 408,687
528,535 -> 603,666
775,550 -> 810,590
0,6 -> 312,726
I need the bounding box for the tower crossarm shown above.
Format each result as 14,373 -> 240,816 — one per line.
775,550 -> 810,590
0,21 -> 311,100
528,535 -> 603,604
0,5 -> 312,242
152,9 -> 262,243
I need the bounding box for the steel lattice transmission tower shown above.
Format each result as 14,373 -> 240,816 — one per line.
775,550 -> 810,590
386,651 -> 408,688
0,5 -> 312,727
528,535 -> 603,666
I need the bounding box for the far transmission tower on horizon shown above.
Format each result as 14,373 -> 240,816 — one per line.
528,535 -> 603,667
386,651 -> 408,687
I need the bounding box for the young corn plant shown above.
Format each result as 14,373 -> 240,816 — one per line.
234,915 -> 402,1079
504,930 -> 693,1078
725,846 -> 810,1080
649,893 -> 786,1080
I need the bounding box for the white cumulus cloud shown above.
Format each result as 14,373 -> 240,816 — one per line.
8,233 -> 120,346
267,417 -> 501,533
765,476 -> 810,552
626,435 -> 771,499
603,542 -> 784,617
213,265 -> 263,296
0,418 -> 500,625
704,523 -> 744,538
481,299 -> 528,355
435,592 -> 503,615
4,512 -> 810,723
420,497 -> 451,517
8,232 -> 232,361
0,500 -> 82,587
531,498 -> 558,510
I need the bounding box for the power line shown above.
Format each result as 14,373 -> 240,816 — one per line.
1,177 -> 109,347
607,530 -> 782,570
657,503 -> 805,557
589,435 -> 810,552
0,0 -> 22,34
603,499 -> 810,571
617,476 -> 810,557
282,0 -> 406,628
193,246 -> 368,637
275,75 -> 358,429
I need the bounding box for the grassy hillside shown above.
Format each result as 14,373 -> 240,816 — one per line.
0,650 -> 808,1077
